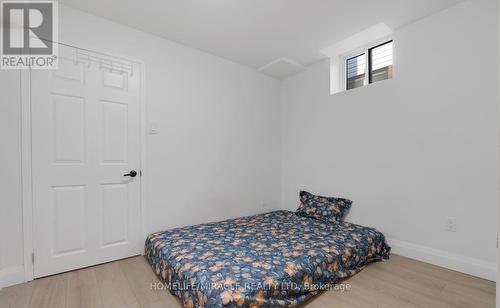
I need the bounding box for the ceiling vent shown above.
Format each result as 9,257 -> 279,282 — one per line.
258,58 -> 305,79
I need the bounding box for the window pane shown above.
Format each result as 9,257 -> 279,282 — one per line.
369,41 -> 393,83
346,54 -> 366,90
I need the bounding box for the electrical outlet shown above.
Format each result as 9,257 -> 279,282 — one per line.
445,217 -> 456,232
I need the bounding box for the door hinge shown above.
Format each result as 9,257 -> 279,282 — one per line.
31,252 -> 35,264
497,234 -> 499,249
140,170 -> 142,176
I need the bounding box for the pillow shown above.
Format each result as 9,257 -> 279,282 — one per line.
296,191 -> 352,223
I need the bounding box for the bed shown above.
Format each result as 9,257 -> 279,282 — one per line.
145,210 -> 390,307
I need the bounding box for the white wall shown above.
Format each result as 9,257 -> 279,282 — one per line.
0,4 -> 281,286
280,0 -> 498,280
497,0 -> 500,303
0,69 -> 24,287
1,0 -> 498,287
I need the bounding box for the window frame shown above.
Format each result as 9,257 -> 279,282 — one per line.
368,40 -> 393,84
345,53 -> 367,91
340,38 -> 393,91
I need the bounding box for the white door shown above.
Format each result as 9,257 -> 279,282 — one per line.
31,44 -> 142,278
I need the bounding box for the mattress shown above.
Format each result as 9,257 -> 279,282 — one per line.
145,210 -> 390,307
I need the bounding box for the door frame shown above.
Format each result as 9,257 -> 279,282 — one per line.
21,40 -> 147,282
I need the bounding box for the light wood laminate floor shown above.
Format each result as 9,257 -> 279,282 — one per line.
0,254 -> 495,308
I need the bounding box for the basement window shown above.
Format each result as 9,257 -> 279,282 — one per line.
343,40 -> 393,91
346,54 -> 366,90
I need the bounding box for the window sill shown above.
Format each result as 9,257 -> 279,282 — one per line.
330,77 -> 394,96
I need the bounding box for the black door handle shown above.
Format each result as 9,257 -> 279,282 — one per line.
123,170 -> 137,178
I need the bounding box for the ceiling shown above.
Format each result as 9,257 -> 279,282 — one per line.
60,0 -> 463,77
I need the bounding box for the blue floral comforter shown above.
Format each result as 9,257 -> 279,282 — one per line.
145,210 -> 390,307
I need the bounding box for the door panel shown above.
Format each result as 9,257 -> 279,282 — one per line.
102,70 -> 128,90
52,94 -> 86,163
53,58 -> 85,83
101,183 -> 129,247
101,100 -> 128,163
52,185 -> 86,256
32,44 -> 142,278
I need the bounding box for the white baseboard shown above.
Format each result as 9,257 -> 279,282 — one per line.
387,238 -> 496,282
0,266 -> 26,290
